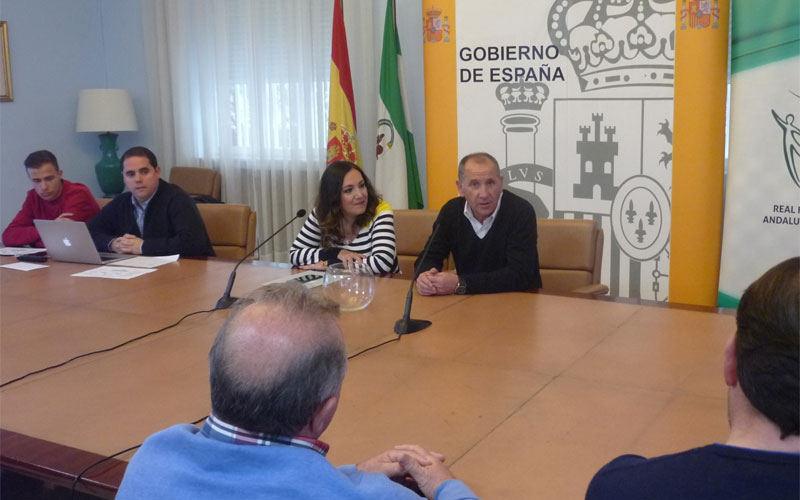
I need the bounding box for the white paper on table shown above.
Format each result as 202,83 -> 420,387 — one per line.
0,247 -> 48,257
71,267 -> 158,280
1,262 -> 49,271
107,255 -> 180,268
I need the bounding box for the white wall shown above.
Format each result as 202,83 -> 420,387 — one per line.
0,0 -> 155,231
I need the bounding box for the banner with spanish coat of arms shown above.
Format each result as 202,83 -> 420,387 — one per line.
449,0 -> 677,300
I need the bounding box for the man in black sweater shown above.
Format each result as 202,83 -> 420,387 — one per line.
585,258 -> 799,500
88,147 -> 214,257
415,152 -> 541,295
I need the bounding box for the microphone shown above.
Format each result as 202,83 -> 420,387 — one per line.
394,222 -> 440,335
215,208 -> 307,310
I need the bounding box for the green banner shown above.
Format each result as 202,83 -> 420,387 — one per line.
719,0 -> 800,307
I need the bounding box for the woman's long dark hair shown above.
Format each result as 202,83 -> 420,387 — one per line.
316,161 -> 379,247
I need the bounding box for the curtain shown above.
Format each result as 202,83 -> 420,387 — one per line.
141,0 -> 376,262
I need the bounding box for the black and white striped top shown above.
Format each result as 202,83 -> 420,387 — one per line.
289,200 -> 399,274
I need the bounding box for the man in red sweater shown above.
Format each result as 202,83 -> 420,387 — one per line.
2,150 -> 100,248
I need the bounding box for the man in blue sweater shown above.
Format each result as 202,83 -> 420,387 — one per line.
586,257 -> 799,500
415,152 -> 542,295
117,282 -> 479,500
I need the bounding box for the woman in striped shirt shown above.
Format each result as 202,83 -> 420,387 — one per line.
290,161 -> 399,275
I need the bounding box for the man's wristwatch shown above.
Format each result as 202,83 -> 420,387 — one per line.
454,277 -> 467,295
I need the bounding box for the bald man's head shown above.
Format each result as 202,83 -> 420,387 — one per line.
209,283 -> 345,436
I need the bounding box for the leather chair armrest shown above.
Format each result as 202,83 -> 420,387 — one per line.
571,283 -> 610,295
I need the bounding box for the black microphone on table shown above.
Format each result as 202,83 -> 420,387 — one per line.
394,222 -> 440,335
215,208 -> 307,310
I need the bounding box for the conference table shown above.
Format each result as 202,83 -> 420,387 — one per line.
0,255 -> 736,499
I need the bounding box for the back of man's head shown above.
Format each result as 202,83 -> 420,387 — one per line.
735,256 -> 799,439
208,283 -> 345,436
24,150 -> 59,171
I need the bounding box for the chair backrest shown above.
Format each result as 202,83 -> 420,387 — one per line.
169,167 -> 221,201
537,218 -> 604,292
96,198 -> 112,209
393,209 -> 451,277
196,204 -> 256,260
394,211 -> 604,291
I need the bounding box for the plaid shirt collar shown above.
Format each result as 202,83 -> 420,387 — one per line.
201,413 -> 330,456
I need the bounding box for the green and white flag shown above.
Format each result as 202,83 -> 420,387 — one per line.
375,0 -> 424,209
718,0 -> 800,307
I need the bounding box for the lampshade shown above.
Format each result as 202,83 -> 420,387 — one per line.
75,89 -> 139,133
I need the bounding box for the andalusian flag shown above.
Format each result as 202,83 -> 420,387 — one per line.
327,0 -> 361,166
375,0 -> 423,209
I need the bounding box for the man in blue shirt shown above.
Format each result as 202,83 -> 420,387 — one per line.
117,282 -> 480,500
586,257 -> 799,500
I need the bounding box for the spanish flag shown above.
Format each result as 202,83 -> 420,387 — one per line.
327,0 -> 361,166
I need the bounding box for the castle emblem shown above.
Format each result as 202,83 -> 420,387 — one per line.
574,113 -> 618,201
423,6 -> 450,44
547,0 -> 676,91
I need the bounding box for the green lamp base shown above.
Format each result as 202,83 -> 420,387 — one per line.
95,132 -> 124,196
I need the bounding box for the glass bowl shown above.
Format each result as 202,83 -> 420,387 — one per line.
323,262 -> 376,311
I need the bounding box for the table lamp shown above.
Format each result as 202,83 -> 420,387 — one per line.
76,89 -> 138,196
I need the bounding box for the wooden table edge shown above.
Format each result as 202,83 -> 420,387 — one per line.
524,288 -> 737,315
0,428 -> 127,498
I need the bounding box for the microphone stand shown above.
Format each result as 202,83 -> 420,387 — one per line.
215,209 -> 306,310
394,223 -> 440,335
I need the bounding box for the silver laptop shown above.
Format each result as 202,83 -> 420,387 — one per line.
34,219 -> 135,265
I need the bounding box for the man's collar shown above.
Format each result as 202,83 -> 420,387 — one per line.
201,413 -> 330,456
130,182 -> 159,210
463,190 -> 504,225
